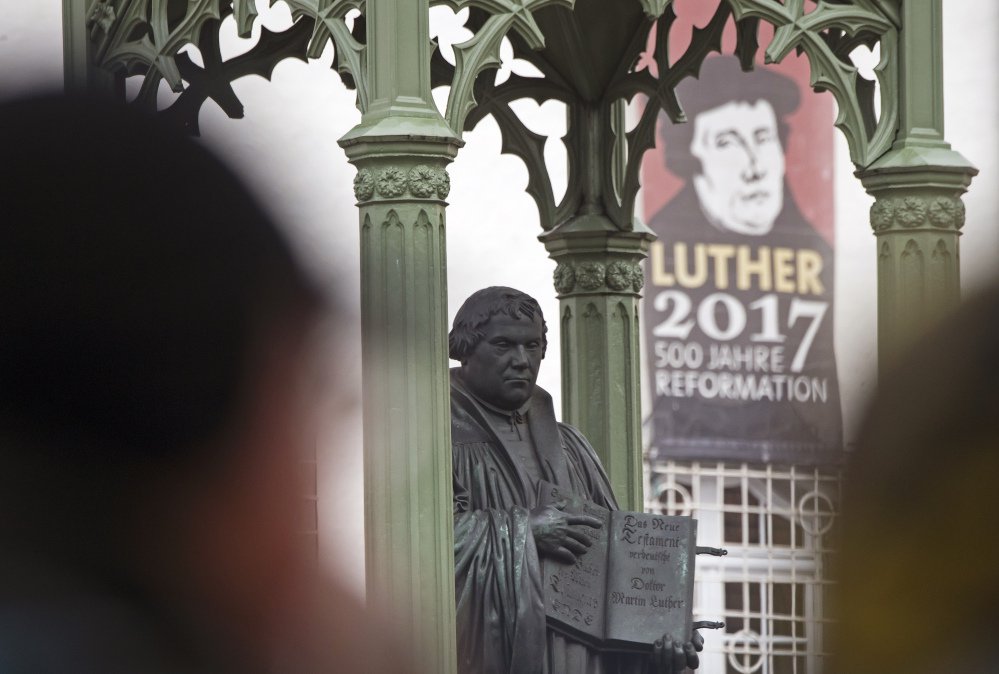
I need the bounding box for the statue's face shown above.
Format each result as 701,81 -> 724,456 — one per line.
461,311 -> 544,411
690,99 -> 785,236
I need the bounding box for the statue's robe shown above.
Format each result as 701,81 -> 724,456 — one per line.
451,369 -> 652,674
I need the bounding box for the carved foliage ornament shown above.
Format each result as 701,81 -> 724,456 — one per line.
605,263 -> 632,292
408,165 -> 439,198
554,263 -> 577,295
895,197 -> 926,227
353,169 -> 375,201
928,197 -> 964,229
554,260 -> 644,295
577,262 -> 607,291
353,165 -> 451,202
870,195 -> 965,232
376,167 -> 408,198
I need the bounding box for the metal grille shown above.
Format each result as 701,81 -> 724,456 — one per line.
645,461 -> 841,674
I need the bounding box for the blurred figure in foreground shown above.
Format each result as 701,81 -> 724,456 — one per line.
833,287 -> 999,673
0,95 -> 395,673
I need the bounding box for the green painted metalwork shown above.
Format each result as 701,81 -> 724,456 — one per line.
95,0 -> 221,93
436,1 -> 742,508
287,0 -> 368,110
75,0 -> 364,130
725,0 -> 899,167
338,3 -> 460,672
856,0 -> 977,373
542,223 -> 651,510
342,140 -> 459,674
432,0 -> 967,508
433,0 -> 574,135
638,0 -> 671,21
63,0 -> 980,666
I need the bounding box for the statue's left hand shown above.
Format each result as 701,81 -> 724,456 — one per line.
651,630 -> 703,673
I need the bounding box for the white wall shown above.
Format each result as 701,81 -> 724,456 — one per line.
1,0 -> 996,593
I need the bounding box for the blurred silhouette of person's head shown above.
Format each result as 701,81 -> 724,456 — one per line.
833,288 -> 999,673
0,95 -> 392,672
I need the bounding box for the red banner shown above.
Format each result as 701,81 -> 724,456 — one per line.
641,10 -> 842,465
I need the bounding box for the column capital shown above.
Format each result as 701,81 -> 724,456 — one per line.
857,147 -> 977,375
857,147 -> 978,236
540,215 -> 654,298
340,139 -> 461,207
339,119 -> 463,216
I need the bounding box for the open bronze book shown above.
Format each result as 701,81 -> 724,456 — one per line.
538,481 -> 696,652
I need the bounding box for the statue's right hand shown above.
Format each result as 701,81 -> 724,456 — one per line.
529,503 -> 603,564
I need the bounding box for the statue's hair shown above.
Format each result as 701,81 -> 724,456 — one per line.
449,287 -> 547,361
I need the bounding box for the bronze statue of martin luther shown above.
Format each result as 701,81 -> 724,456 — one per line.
450,286 -> 703,674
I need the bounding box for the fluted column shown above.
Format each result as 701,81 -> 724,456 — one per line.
857,0 -> 977,373
339,0 -> 460,670
541,220 -> 653,512
861,171 -> 972,368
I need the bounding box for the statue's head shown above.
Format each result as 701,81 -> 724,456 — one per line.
450,287 -> 548,411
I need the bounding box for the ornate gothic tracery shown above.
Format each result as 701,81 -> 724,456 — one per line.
85,0 -> 899,218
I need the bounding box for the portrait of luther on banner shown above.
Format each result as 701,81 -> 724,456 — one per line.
643,55 -> 843,466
